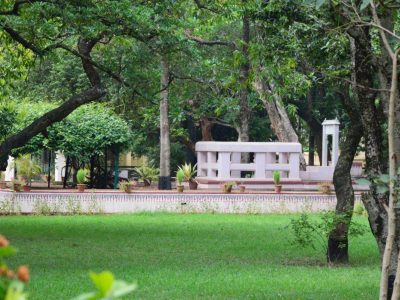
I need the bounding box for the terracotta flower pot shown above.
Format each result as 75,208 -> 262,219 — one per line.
177,185 -> 184,193
23,185 -> 31,192
125,185 -> 132,193
0,181 -> 7,189
13,183 -> 22,192
77,184 -> 86,192
223,186 -> 233,193
274,185 -> 282,193
189,180 -> 198,190
239,185 -> 246,193
321,185 -> 331,194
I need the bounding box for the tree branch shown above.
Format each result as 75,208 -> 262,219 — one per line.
184,29 -> 236,49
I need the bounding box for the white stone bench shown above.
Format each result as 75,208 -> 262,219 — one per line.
195,142 -> 302,181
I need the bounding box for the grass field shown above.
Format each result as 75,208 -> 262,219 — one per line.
0,213 -> 379,299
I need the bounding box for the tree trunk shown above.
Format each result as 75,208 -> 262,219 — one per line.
200,117 -> 214,141
159,56 -> 171,190
0,37 -> 105,170
327,84 -> 363,264
237,7 -> 250,146
253,79 -> 307,170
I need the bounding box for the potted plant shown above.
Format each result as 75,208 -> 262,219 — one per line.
222,181 -> 236,193
238,182 -> 246,193
318,182 -> 332,194
134,165 -> 159,187
76,169 -> 88,192
273,171 -> 282,193
176,169 -> 184,193
0,172 -> 7,189
119,181 -> 137,193
14,155 -> 41,192
11,179 -> 23,192
178,163 -> 198,190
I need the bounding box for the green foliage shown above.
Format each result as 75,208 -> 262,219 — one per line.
177,163 -> 197,181
273,171 -> 281,185
176,169 -> 185,186
134,165 -> 159,185
289,212 -> 367,258
356,172 -> 400,195
76,169 -> 88,184
14,155 -> 41,184
354,202 -> 367,216
119,181 -> 136,192
73,271 -> 136,300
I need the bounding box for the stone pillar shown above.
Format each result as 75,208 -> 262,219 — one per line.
197,151 -> 207,177
207,152 -> 217,177
254,153 -> 266,179
5,156 -> 14,181
322,119 -> 340,167
231,152 -> 241,178
289,153 -> 300,180
54,152 -> 66,182
279,153 -> 288,178
217,152 -> 231,179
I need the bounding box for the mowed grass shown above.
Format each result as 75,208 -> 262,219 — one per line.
0,213 -> 379,299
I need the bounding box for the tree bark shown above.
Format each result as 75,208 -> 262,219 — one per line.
253,78 -> 307,170
159,56 -> 171,189
327,84 -> 363,264
237,7 -> 251,146
200,117 -> 214,141
0,37 -> 105,170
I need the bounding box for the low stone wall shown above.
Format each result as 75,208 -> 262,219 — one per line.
0,191 -> 362,214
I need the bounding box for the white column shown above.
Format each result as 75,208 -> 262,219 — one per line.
289,153 -> 300,180
197,151 -> 207,177
265,152 -> 275,178
332,125 -> 340,167
322,124 -> 328,166
217,152 -> 231,179
279,153 -> 288,178
54,152 -> 66,182
5,156 -> 14,181
231,152 -> 241,178
207,152 -> 217,177
254,153 -> 266,179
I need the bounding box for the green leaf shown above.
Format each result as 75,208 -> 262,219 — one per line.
316,0 -> 327,9
379,174 -> 390,184
109,280 -> 137,298
360,0 -> 371,10
0,246 -> 16,258
356,178 -> 371,186
4,281 -> 27,300
377,185 -> 389,194
89,271 -> 114,296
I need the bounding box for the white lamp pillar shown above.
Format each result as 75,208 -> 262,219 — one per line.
5,156 -> 14,181
321,119 -> 340,167
54,152 -> 66,182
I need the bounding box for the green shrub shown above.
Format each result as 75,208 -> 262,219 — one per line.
273,171 -> 280,185
176,169 -> 185,186
76,169 -> 88,184
289,211 -> 367,263
354,203 -> 366,216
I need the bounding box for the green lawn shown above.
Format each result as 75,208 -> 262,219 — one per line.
0,214 -> 379,299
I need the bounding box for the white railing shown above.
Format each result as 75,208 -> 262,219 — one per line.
195,142 -> 302,181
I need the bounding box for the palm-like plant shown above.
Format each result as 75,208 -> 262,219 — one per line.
177,163 -> 197,182
134,165 -> 159,186
14,155 -> 41,186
